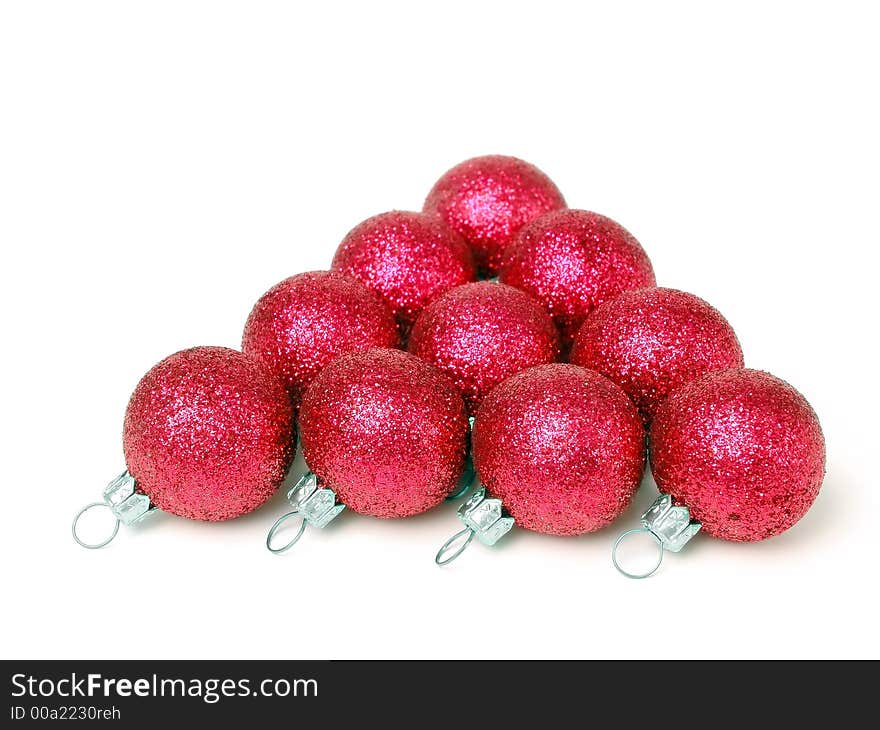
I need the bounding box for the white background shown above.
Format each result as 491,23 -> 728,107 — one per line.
1,1 -> 877,660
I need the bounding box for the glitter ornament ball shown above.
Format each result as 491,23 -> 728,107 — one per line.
650,368 -> 825,542
299,348 -> 469,518
570,287 -> 744,423
242,271 -> 400,405
123,347 -> 295,521
498,209 -> 656,345
423,155 -> 566,276
332,210 -> 477,330
473,364 -> 645,535
408,281 -> 560,414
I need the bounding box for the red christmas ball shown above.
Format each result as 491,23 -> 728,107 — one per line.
570,287 -> 744,423
473,364 -> 645,535
331,210 -> 477,330
408,281 -> 560,414
650,368 -> 825,542
242,271 -> 399,405
299,348 -> 468,518
423,155 -> 566,276
123,347 -> 295,521
498,209 -> 656,345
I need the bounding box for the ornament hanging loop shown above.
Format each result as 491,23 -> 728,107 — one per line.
71,502 -> 121,550
266,510 -> 308,554
434,487 -> 514,566
435,528 -> 475,566
611,494 -> 702,579
72,471 -> 156,550
265,472 -> 345,555
611,528 -> 664,579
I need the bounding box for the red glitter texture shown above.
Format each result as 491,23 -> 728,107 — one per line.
407,281 -> 560,414
473,364 -> 645,536
650,368 -> 825,542
332,210 -> 477,330
499,209 -> 656,345
570,287 -> 743,423
423,155 -> 566,276
123,347 -> 295,521
299,348 -> 468,518
242,271 -> 400,406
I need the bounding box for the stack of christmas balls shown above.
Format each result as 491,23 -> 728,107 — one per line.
74,155 -> 825,579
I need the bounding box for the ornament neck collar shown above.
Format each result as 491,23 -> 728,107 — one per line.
611,494 -> 701,579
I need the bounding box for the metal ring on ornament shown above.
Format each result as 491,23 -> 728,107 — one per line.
611,527 -> 664,579
434,527 -> 475,566
71,502 -> 121,549
266,510 -> 308,554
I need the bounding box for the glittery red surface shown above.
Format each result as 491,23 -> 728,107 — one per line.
499,209 -> 656,345
650,368 -> 825,542
123,347 -> 295,521
473,364 -> 645,536
299,348 -> 468,518
423,155 -> 566,276
332,210 -> 477,330
242,271 -> 400,406
407,281 -> 560,414
570,287 -> 743,423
